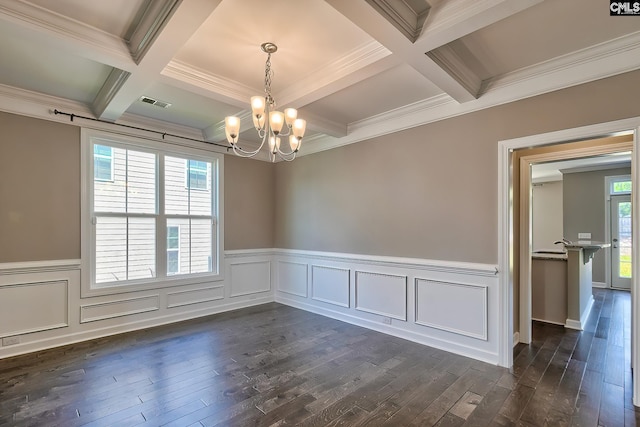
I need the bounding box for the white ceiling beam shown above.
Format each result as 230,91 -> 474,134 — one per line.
0,0 -> 134,71
415,0 -> 544,53
325,0 -> 543,103
325,0 -> 477,102
92,0 -> 223,121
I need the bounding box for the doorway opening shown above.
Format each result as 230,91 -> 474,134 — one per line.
497,117 -> 640,405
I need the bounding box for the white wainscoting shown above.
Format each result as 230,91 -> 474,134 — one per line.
355,271 -> 407,321
274,249 -> 500,364
167,285 -> 224,308
0,250 -> 501,366
415,279 -> 488,340
229,261 -> 271,297
0,279 -> 69,338
80,295 -> 160,323
0,251 -> 275,359
311,265 -> 350,308
277,261 -> 309,297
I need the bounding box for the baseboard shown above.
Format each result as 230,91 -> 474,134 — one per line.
531,317 -> 566,326
592,281 -> 608,289
564,295 -> 594,331
513,331 -> 520,347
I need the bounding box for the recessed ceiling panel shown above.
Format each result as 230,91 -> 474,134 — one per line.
27,0 -> 149,38
459,0 -> 640,79
302,64 -> 445,124
174,0 -> 373,94
0,21 -> 112,104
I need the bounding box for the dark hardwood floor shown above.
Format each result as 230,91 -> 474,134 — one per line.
1,288 -> 638,426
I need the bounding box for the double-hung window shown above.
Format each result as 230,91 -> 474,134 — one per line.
82,129 -> 223,295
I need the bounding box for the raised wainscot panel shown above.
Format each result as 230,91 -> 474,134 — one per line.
355,271 -> 407,321
229,261 -> 271,297
80,295 -> 160,323
0,280 -> 68,337
311,265 -> 350,308
277,261 -> 308,297
415,279 -> 488,340
167,285 -> 224,308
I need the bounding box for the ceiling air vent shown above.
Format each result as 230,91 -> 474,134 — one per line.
139,96 -> 171,109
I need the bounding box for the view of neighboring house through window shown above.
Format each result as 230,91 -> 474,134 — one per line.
167,225 -> 180,275
86,131 -> 220,292
188,160 -> 208,190
93,144 -> 113,181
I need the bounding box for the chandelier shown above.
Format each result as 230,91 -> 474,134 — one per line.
224,42 -> 307,162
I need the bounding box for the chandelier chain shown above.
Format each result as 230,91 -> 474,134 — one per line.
264,53 -> 274,107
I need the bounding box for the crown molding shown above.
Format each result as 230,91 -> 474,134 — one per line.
0,0 -> 133,71
480,30 -> 640,96
278,41 -> 391,106
298,30 -> 640,157
161,60 -> 254,107
364,0 -> 430,42
0,83 -> 237,157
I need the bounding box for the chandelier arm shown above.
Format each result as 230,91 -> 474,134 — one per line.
276,150 -> 297,162
230,130 -> 269,157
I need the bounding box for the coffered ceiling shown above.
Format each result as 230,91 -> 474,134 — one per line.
1,0 -> 639,157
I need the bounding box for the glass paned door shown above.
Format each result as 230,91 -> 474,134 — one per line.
611,194 -> 632,289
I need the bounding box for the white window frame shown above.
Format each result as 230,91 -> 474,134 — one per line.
609,174 -> 632,195
81,128 -> 224,298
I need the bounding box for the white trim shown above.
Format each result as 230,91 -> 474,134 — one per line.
531,318 -> 566,327
632,125 -> 640,407
274,248 -> 497,277
0,259 -> 81,274
605,174 -> 633,289
565,295 -> 593,331
592,281 -> 608,289
513,331 -> 520,347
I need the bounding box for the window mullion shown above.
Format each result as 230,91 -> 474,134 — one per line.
158,153 -> 166,278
